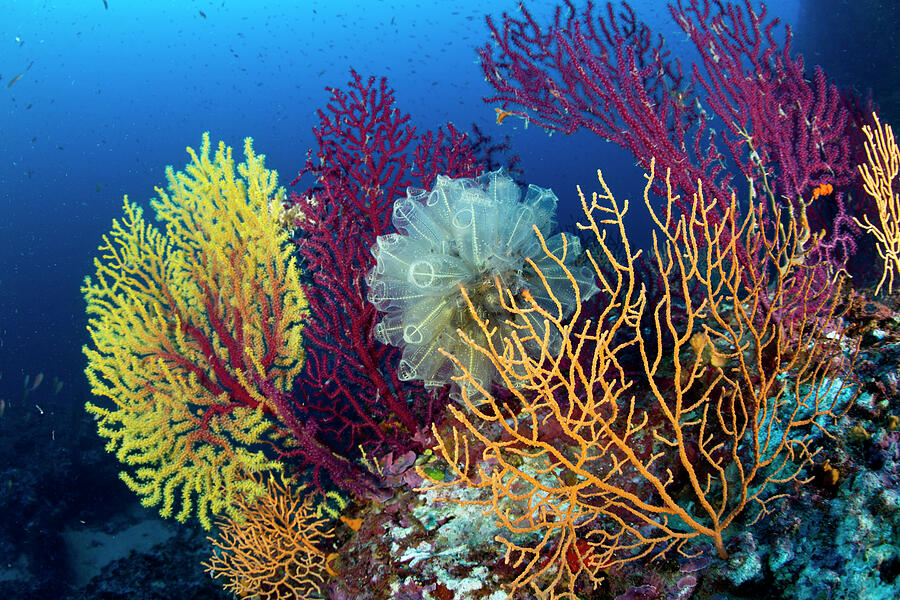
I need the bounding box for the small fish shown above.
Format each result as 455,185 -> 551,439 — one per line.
102,0 -> 108,9
199,10 -> 206,18
26,60 -> 34,71
30,372 -> 44,392
7,73 -> 23,88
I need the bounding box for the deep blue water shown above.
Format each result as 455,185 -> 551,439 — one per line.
0,0 -> 811,414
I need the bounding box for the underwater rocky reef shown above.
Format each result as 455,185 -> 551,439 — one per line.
5,1 -> 900,599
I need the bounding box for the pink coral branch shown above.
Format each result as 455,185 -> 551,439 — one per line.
480,0 -> 722,219
669,0 -> 859,266
480,0 -> 864,274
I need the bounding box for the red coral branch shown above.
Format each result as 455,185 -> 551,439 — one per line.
284,70 -> 503,492
479,0 -> 866,274
669,0 -> 859,268
480,0 -> 719,218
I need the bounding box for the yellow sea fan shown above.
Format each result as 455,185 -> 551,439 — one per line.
83,133 -> 307,528
855,113 -> 900,296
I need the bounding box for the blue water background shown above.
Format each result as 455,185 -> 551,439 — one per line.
0,0 -> 832,415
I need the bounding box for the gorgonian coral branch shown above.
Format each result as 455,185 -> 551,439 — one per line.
480,0 -> 864,276
83,133 -> 316,527
284,71 -> 505,491
420,160 -> 857,598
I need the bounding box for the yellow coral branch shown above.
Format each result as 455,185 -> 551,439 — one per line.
83,133 -> 307,528
855,112 -> 900,295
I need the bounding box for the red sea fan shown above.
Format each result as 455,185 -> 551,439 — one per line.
283,70 -> 499,492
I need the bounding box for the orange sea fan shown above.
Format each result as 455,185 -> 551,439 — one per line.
204,475 -> 335,600
420,160 -> 856,599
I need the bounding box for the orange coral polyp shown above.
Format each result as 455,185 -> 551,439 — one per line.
495,106 -> 517,125
811,182 -> 833,200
